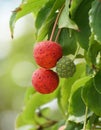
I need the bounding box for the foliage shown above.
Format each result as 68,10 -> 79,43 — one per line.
10,0 -> 101,129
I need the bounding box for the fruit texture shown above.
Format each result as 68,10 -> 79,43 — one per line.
33,41 -> 63,69
32,68 -> 59,94
56,56 -> 76,78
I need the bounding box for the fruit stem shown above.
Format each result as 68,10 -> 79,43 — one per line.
82,106 -> 88,130
55,28 -> 62,42
49,4 -> 65,41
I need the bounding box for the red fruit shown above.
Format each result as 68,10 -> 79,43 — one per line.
32,68 -> 59,94
33,41 -> 63,69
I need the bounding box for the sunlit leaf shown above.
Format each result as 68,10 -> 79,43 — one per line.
9,0 -> 48,38
24,87 -> 36,105
16,113 -> 35,128
22,89 -> 58,122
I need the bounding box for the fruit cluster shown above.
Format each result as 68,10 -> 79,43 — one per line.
32,41 -> 63,94
32,40 -> 76,94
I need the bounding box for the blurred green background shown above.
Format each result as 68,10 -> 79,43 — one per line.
0,1 -> 37,130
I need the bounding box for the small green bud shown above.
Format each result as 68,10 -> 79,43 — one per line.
56,56 -> 76,78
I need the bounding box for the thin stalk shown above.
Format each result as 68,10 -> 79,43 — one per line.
55,28 -> 62,42
49,4 -> 65,41
83,107 -> 88,130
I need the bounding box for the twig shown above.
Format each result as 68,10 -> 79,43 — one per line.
49,4 -> 65,41
55,28 -> 62,42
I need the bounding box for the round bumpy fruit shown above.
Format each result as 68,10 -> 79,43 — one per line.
32,68 -> 59,94
33,41 -> 63,69
56,56 -> 76,78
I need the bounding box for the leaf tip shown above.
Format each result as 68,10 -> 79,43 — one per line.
12,6 -> 22,13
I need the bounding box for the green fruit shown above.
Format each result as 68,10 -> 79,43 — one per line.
56,56 -> 76,78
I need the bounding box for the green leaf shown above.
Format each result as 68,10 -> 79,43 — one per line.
36,0 -> 65,41
38,107 -> 51,117
9,0 -> 48,37
73,0 -> 93,50
89,0 -> 101,43
58,28 -> 77,55
87,35 -> 101,65
36,19 -> 54,41
65,121 -> 83,130
58,0 -> 78,30
68,76 -> 91,116
82,79 -> 101,116
87,113 -> 99,129
24,87 -> 36,105
35,0 -> 56,41
57,78 -> 65,114
35,0 -> 55,30
16,113 -> 35,128
58,63 -> 86,114
70,0 -> 83,17
16,113 -> 26,127
22,89 -> 58,122
94,70 -> 101,94
69,87 -> 85,116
